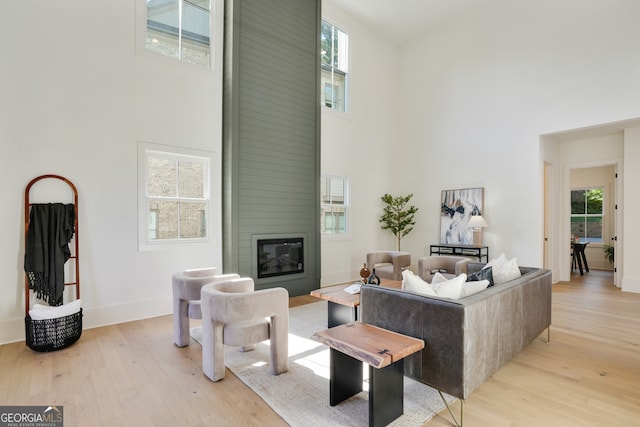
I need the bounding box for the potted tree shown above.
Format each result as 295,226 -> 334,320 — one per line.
379,193 -> 418,251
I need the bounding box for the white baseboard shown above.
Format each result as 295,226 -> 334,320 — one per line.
621,277 -> 640,293
0,295 -> 173,346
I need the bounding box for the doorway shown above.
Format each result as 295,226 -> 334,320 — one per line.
540,121 -> 629,287
569,164 -> 617,279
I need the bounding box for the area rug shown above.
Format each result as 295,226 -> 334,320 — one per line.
192,301 -> 454,426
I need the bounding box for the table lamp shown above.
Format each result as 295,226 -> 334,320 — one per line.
467,215 -> 488,247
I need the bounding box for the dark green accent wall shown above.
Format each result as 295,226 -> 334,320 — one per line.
222,0 -> 321,296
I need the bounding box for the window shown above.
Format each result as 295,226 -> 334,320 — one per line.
140,146 -> 211,245
145,0 -> 212,67
321,175 -> 348,234
571,188 -> 603,243
321,21 -> 349,112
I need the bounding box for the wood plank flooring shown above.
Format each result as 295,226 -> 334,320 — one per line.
1,270 -> 638,426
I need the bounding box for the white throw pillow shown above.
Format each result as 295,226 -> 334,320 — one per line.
431,273 -> 466,299
430,272 -> 448,289
461,279 -> 490,297
402,270 -> 437,296
484,253 -> 521,284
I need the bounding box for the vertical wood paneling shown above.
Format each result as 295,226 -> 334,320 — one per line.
223,0 -> 321,295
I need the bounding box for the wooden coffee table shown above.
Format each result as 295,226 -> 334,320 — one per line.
311,321 -> 425,427
310,280 -> 401,327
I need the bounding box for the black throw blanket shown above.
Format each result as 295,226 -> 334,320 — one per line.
24,203 -> 75,306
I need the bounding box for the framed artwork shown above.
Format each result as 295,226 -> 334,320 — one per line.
440,187 -> 484,245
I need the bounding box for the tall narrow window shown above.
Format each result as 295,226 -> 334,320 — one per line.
571,188 -> 603,243
321,21 -> 349,112
143,149 -> 210,243
321,175 -> 348,234
146,0 -> 212,67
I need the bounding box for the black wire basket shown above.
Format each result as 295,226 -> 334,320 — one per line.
25,308 -> 82,352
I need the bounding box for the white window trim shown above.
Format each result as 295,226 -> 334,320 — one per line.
135,0 -> 224,74
321,174 -> 350,238
138,141 -> 215,251
320,18 -> 351,115
570,187 -> 605,243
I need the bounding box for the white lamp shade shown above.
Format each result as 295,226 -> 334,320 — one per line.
467,215 -> 488,229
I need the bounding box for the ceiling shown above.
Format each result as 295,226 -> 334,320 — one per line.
328,0 -> 487,44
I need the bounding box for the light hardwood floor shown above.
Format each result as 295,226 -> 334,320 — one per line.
1,270 -> 638,426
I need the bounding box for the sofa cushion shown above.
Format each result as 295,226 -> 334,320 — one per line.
484,253 -> 521,284
402,269 -> 437,296
461,279 -> 490,297
431,272 -> 466,299
467,265 -> 494,287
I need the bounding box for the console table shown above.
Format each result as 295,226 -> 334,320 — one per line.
430,244 -> 489,263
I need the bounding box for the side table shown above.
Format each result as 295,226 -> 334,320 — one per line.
310,280 -> 402,327
311,321 -> 425,427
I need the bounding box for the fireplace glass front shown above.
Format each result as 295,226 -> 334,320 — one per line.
257,237 -> 304,279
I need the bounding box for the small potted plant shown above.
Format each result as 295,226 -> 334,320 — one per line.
603,245 -> 614,264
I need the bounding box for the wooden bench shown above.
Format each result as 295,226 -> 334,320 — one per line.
311,321 -> 425,427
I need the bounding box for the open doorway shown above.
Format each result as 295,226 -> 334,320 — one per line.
569,165 -> 617,279
540,120 -> 629,287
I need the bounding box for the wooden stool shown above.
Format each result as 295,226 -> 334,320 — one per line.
311,322 -> 425,427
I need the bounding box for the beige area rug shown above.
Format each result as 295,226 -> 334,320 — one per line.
192,301 -> 454,426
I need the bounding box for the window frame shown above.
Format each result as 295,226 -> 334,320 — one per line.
320,174 -> 350,236
320,19 -> 350,113
136,0 -> 223,71
570,187 -> 604,243
138,142 -> 214,250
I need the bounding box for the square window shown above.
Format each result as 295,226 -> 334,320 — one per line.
571,188 -> 603,243
144,0 -> 215,68
139,143 -> 211,247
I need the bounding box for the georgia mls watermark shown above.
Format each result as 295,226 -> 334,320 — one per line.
0,406 -> 63,427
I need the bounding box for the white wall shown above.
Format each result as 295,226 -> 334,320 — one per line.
0,1 -> 223,343
320,1 -> 405,285
622,126 -> 640,292
392,0 -> 640,277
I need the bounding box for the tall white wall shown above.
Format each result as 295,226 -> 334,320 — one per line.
622,126 -> 640,292
394,0 -> 640,272
0,1 -> 223,343
320,1 -> 404,284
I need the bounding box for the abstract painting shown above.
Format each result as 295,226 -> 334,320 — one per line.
440,188 -> 484,245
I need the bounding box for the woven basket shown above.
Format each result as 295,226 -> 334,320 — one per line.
25,308 -> 82,352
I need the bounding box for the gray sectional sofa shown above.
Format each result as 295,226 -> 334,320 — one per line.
360,265 -> 552,401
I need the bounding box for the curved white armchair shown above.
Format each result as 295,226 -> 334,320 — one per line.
172,267 -> 240,347
200,277 -> 289,382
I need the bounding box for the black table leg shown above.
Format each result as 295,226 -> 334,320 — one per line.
369,360 -> 404,427
329,348 -> 362,405
327,301 -> 357,328
577,251 -> 584,275
580,249 -> 589,272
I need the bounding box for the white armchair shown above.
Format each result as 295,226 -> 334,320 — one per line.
366,251 -> 411,281
200,277 -> 289,382
172,267 -> 240,347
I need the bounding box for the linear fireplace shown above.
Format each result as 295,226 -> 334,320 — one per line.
252,234 -> 307,284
